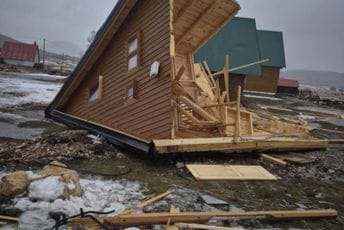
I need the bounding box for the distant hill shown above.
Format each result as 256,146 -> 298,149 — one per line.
281,70 -> 344,89
46,40 -> 83,58
0,34 -> 21,47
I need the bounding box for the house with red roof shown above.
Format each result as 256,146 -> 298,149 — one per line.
277,77 -> 299,95
1,41 -> 40,67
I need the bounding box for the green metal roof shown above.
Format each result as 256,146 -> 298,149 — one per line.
194,17 -> 262,76
257,30 -> 286,68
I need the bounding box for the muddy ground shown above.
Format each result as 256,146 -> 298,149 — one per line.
0,72 -> 344,229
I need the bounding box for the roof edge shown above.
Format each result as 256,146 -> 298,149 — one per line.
45,0 -> 127,114
46,110 -> 153,154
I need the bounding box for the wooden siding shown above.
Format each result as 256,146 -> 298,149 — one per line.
62,0 -> 172,141
216,73 -> 246,101
245,67 -> 280,94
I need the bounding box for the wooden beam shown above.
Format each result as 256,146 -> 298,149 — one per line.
224,55 -> 230,102
175,223 -> 243,230
103,209 -> 337,227
123,191 -> 172,214
202,61 -> 216,87
179,96 -> 220,122
166,206 -> 180,230
261,154 -> 288,166
235,86 -> 242,140
173,101 -> 202,124
213,59 -> 269,76
0,215 -> 18,222
175,65 -> 186,81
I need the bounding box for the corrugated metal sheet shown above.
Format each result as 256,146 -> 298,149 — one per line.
278,78 -> 299,88
194,17 -> 262,76
257,30 -> 286,68
1,41 -> 38,62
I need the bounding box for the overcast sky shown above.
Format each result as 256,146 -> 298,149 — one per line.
0,0 -> 343,72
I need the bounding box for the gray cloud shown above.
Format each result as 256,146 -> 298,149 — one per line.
0,0 -> 343,72
237,0 -> 344,72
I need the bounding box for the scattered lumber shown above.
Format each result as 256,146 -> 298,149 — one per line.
103,209 -> 337,227
186,164 -> 277,181
314,128 -> 344,134
328,139 -> 344,144
166,206 -> 180,230
0,215 -> 19,222
122,190 -> 171,214
271,153 -> 315,165
175,223 -> 243,230
261,154 -> 288,166
0,221 -> 8,225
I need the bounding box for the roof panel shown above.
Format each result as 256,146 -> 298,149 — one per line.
194,17 -> 262,76
257,30 -> 286,68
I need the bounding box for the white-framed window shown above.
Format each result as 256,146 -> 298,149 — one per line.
127,32 -> 140,71
88,75 -> 103,102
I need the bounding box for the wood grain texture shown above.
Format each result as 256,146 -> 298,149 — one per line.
61,0 -> 172,141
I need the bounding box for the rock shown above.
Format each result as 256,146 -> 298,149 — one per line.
176,162 -> 185,169
38,161 -> 82,198
0,171 -> 29,197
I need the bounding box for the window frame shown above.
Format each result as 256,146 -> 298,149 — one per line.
126,31 -> 141,72
87,75 -> 103,103
124,79 -> 138,102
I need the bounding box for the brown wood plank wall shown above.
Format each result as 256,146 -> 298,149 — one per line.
245,67 -> 280,94
62,0 -> 172,141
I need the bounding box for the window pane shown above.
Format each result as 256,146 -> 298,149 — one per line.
128,38 -> 138,54
128,55 -> 138,70
127,87 -> 134,99
89,86 -> 100,102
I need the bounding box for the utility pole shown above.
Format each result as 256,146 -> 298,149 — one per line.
60,53 -> 64,74
42,38 -> 46,71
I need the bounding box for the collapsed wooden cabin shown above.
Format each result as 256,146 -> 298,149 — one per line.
46,0 -> 327,154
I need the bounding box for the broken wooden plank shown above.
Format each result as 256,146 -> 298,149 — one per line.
235,85 -> 242,140
328,139 -> 344,144
272,153 -> 316,165
186,165 -> 277,181
0,215 -> 19,222
103,209 -> 337,227
0,221 -> 8,225
261,154 -> 288,166
166,206 -> 180,230
123,191 -> 172,215
175,223 -> 243,230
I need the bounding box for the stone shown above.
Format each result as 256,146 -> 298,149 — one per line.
176,162 -> 185,169
0,171 -> 29,197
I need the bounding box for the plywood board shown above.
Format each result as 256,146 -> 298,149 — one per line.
186,165 -> 277,181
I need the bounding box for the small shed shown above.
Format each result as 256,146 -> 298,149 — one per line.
245,30 -> 286,94
277,78 -> 299,95
1,41 -> 40,67
194,17 -> 262,100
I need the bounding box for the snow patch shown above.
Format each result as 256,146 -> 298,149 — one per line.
28,176 -> 65,202
10,177 -> 146,230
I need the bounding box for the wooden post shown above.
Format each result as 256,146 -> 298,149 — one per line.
235,86 -> 241,140
224,55 -> 230,103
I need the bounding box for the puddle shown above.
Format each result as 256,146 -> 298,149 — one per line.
0,122 -> 44,139
295,106 -> 343,116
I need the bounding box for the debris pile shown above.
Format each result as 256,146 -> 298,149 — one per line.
0,130 -> 121,168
